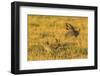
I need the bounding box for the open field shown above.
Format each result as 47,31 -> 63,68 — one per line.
28,15 -> 88,61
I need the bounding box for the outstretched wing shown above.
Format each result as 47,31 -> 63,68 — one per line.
66,23 -> 75,31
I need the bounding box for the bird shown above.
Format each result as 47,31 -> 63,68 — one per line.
65,23 -> 80,37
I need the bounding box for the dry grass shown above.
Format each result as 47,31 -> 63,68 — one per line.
28,15 -> 88,61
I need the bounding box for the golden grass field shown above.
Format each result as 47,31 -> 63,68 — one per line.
28,15 -> 88,61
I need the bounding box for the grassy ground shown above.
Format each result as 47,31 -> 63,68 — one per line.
28,15 -> 88,61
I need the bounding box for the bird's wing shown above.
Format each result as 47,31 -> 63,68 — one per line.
68,24 -> 75,31
65,24 -> 70,30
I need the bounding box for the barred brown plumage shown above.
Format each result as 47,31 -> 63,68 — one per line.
65,23 -> 80,37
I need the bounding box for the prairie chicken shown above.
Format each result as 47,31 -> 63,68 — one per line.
65,23 -> 80,37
